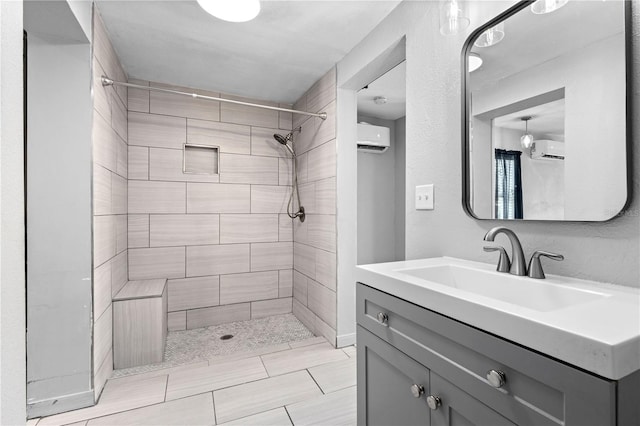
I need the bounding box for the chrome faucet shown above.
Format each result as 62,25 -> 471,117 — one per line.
483,227 -> 527,276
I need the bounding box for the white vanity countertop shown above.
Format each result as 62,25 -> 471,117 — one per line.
356,257 -> 640,380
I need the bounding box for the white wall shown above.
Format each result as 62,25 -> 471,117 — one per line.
394,116 -> 406,261
474,33 -> 626,221
357,116 -> 399,265
0,2 -> 26,424
337,0 -> 639,342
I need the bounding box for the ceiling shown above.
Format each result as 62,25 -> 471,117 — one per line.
357,60 -> 406,121
96,0 -> 401,104
469,0 -> 624,89
493,98 -> 565,139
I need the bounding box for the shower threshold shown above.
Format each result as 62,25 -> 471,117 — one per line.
112,313 -> 315,378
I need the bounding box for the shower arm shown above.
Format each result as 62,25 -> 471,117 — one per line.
101,76 -> 328,120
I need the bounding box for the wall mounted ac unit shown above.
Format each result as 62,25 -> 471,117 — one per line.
531,139 -> 565,160
357,123 -> 390,154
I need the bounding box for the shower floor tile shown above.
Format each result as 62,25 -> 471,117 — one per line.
112,313 -> 314,378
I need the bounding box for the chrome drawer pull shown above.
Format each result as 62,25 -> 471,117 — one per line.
376,312 -> 389,325
486,369 -> 506,388
410,384 -> 424,398
426,395 -> 442,410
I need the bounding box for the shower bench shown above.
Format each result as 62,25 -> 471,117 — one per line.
112,278 -> 168,369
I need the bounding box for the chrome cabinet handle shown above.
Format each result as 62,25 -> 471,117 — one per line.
376,312 -> 389,325
410,384 -> 424,398
486,369 -> 507,388
426,395 -> 442,410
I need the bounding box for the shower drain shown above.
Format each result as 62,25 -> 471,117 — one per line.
220,334 -> 234,341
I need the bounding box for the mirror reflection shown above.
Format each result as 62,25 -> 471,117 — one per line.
464,0 -> 627,221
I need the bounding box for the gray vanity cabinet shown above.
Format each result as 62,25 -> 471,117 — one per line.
356,283 -> 639,426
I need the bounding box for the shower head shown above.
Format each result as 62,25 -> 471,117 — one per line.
273,127 -> 301,156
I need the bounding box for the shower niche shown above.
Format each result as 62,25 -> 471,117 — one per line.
183,144 -> 219,175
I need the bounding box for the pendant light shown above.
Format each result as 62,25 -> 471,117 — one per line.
474,22 -> 505,48
468,53 -> 483,72
197,0 -> 261,22
439,0 -> 470,36
520,116 -> 534,149
531,0 -> 568,15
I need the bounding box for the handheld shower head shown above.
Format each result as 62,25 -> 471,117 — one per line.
273,133 -> 295,155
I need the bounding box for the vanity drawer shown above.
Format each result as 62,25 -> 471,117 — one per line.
356,283 -> 616,426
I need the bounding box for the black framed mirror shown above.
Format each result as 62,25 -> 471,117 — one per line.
462,0 -> 629,221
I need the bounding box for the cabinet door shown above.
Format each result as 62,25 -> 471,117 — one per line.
429,372 -> 515,426
357,326 -> 431,426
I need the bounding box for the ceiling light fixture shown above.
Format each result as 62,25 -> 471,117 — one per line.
468,53 -> 483,72
373,96 -> 388,105
196,0 -> 261,23
474,22 -> 505,48
439,0 -> 470,36
520,116 -> 534,149
531,0 -> 568,15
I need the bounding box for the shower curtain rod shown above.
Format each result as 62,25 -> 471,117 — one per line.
101,76 -> 327,120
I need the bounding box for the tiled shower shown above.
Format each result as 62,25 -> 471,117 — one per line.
90,9 -> 337,397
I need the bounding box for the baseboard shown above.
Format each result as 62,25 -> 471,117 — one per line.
27,389 -> 94,419
337,332 -> 356,348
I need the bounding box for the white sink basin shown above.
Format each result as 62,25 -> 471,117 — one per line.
356,257 -> 640,380
395,264 -> 607,312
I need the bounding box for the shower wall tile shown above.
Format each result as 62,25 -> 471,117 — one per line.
186,244 -> 250,277
128,146 -> 149,180
94,215 -> 116,267
149,148 -> 220,183
150,82 -> 220,122
128,181 -> 186,214
93,112 -> 118,172
186,303 -> 251,329
279,270 -> 293,298
111,251 -> 128,297
187,119 -> 250,155
220,94 -> 279,128
94,165 -> 112,215
112,174 -> 128,215
93,307 -> 113,376
116,215 -> 128,254
93,60 -> 111,123
128,214 -> 149,248
279,105 -> 293,131
186,183 -> 250,214
94,260 -> 112,319
93,10 -> 127,107
168,311 -> 187,332
128,112 -> 186,149
307,214 -> 336,253
168,276 -> 220,312
291,67 -> 337,346
307,280 -> 336,329
293,270 -> 308,306
251,242 -> 293,272
219,153 -> 278,185
250,127 -> 289,158
251,297 -> 292,319
250,185 -> 290,214
279,158 -> 293,186
149,214 -> 219,247
293,96 -> 307,131
315,248 -> 336,292
128,79 -> 150,113
129,247 -> 186,280
307,140 -> 336,182
112,94 -> 128,142
219,214 -> 278,244
306,67 -> 336,113
116,137 -> 128,179
219,271 -> 278,305
279,214 -> 293,242
293,242 -> 315,280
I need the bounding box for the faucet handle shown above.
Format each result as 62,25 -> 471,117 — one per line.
527,250 -> 564,279
483,246 -> 511,273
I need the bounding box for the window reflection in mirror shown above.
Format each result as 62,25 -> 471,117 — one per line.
464,0 -> 627,221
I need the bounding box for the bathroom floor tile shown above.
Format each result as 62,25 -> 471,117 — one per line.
342,345 -> 357,358
218,407 -> 292,426
286,386 -> 357,426
165,356 -> 267,401
260,342 -> 348,376
308,357 -> 356,393
38,376 -> 167,425
213,370 -> 322,423
288,336 -> 328,349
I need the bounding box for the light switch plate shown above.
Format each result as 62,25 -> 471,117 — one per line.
416,184 -> 434,210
